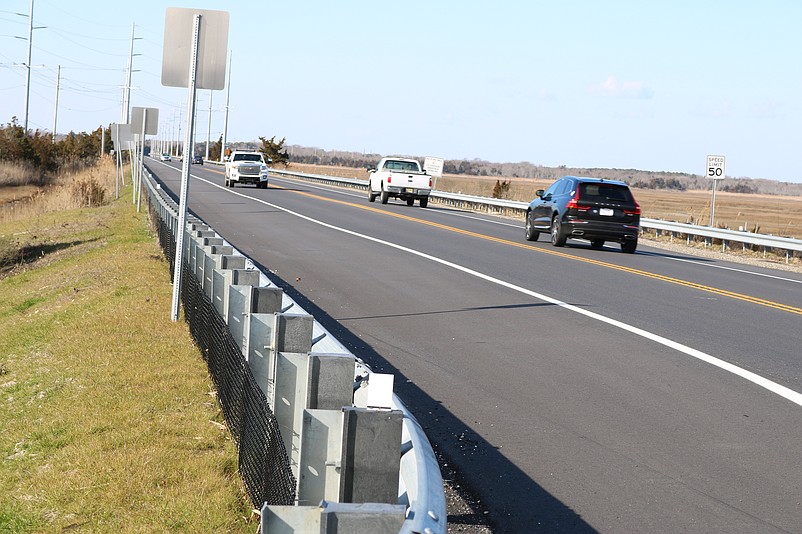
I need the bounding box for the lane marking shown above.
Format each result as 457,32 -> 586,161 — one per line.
187,174 -> 802,408
637,250 -> 802,284
188,169 -> 802,313
273,181 -> 802,316
270,173 -> 802,284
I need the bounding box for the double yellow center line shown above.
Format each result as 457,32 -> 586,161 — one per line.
268,178 -> 802,316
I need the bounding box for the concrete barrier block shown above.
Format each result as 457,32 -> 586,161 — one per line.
276,314 -> 314,354
319,501 -> 406,533
252,286 -> 283,313
221,254 -> 245,269
308,354 -> 356,410
339,407 -> 403,504
232,269 -> 260,288
210,244 -> 233,256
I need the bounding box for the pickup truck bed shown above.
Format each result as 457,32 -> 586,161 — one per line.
368,157 -> 432,207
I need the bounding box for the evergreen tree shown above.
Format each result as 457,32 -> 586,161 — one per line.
258,135 -> 289,167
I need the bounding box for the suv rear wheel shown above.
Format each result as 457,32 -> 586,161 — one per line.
621,239 -> 638,254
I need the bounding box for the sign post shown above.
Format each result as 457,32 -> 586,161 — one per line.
162,7 -> 229,321
130,106 -> 159,212
706,154 -> 725,227
112,123 -> 133,196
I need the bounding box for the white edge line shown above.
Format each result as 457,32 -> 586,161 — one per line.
196,174 -> 802,408
272,174 -> 802,284
638,250 -> 802,284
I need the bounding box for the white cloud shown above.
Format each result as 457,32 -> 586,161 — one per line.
588,75 -> 654,99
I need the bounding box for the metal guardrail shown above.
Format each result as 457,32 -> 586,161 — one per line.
267,168 -> 802,261
142,167 -> 446,533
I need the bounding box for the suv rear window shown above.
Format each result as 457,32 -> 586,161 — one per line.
579,183 -> 633,203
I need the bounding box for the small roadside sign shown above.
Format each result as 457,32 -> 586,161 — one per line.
706,154 -> 725,179
424,156 -> 444,177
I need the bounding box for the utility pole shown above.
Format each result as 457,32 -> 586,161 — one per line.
51,65 -> 60,142
121,23 -> 139,124
22,0 -> 34,134
220,50 -> 231,162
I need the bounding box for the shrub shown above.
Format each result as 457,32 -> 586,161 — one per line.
69,176 -> 106,208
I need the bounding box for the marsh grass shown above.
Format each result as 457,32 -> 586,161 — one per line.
0,167 -> 253,532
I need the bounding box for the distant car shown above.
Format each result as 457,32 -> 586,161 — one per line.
160,153 -> 171,162
192,155 -> 203,165
525,176 -> 641,253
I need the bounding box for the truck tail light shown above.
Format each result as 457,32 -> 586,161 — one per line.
387,174 -> 392,184
429,178 -> 433,187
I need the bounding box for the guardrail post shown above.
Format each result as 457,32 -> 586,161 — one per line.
296,355 -> 357,504
246,311 -> 312,413
211,257 -> 247,317
201,249 -> 236,298
225,276 -> 266,352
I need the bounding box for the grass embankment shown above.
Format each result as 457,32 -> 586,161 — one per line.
0,160 -> 253,532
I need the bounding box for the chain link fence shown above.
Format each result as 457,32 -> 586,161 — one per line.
149,201 -> 296,507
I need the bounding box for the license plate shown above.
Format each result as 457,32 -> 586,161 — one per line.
599,208 -> 614,216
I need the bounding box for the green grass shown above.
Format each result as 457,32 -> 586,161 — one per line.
0,180 -> 255,532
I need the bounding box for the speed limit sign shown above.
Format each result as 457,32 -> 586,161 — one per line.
706,154 -> 725,179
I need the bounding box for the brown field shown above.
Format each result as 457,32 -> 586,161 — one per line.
288,162 -> 802,239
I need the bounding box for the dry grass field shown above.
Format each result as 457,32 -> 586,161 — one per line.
288,162 -> 802,239
1,162 -> 255,532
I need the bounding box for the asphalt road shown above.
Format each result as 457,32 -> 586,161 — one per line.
149,159 -> 802,533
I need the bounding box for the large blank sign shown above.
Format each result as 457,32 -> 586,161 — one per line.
161,8 -> 229,90
130,107 -> 159,135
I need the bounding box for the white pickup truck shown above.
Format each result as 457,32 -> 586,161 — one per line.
225,151 -> 269,188
368,157 -> 432,207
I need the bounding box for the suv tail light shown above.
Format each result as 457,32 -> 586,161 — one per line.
624,201 -> 641,215
566,189 -> 590,212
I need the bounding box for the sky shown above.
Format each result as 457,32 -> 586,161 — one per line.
1,1 -> 801,182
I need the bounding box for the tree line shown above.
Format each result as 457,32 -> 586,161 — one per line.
283,145 -> 802,196
0,117 -> 110,177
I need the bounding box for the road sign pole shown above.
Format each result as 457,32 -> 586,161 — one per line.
137,109 -> 146,212
710,178 -> 717,227
706,154 -> 725,228
170,14 -> 202,322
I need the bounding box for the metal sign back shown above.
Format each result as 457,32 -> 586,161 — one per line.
130,107 -> 159,135
115,123 -> 133,144
161,8 -> 229,90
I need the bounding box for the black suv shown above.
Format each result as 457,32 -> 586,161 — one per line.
525,176 -> 640,253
